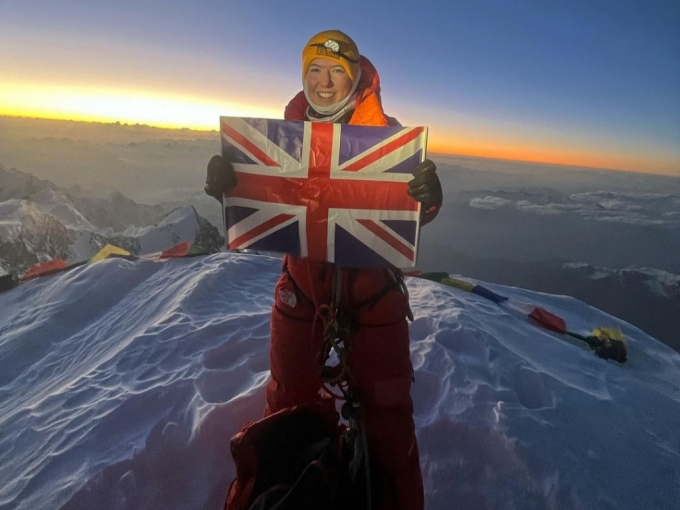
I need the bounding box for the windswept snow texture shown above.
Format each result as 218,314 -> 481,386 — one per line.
1,253 -> 679,510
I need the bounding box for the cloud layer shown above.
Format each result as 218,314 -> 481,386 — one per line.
470,190 -> 680,228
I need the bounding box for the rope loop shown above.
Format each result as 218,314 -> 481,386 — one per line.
316,267 -> 354,399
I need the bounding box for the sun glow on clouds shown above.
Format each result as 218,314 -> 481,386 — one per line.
0,82 -> 282,130
428,128 -> 680,176
3,81 -> 677,176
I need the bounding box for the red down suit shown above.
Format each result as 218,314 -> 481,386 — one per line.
264,56 -> 437,510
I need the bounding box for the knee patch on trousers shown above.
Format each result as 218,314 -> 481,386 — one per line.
372,375 -> 414,410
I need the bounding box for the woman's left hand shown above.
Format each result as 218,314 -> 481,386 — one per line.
407,159 -> 442,209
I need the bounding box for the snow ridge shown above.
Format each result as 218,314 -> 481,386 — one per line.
1,253 -> 679,510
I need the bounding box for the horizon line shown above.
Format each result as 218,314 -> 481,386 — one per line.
2,114 -> 678,179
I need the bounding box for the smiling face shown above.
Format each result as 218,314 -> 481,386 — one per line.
304,58 -> 353,107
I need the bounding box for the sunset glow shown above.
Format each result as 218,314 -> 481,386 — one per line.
427,135 -> 679,176
2,77 -> 677,175
0,82 -> 282,131
1,0 -> 678,177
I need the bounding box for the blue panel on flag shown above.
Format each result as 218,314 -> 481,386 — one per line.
335,225 -> 393,268
338,124 -> 406,165
385,150 -> 423,174
247,221 -> 301,256
222,142 -> 258,165
226,206 -> 258,226
233,118 -> 304,162
381,220 -> 417,245
263,120 -> 305,162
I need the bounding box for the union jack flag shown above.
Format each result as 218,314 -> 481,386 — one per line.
220,117 -> 427,268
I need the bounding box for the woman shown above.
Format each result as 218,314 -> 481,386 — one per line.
206,30 -> 442,510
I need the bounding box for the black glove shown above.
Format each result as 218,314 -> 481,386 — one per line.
408,159 -> 442,209
204,155 -> 237,200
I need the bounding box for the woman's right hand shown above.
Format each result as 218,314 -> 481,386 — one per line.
204,155 -> 237,200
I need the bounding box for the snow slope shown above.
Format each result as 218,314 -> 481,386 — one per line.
0,253 -> 678,510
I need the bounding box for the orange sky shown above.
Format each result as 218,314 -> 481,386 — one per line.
1,80 -> 678,177
427,135 -> 678,176
2,1 -> 679,178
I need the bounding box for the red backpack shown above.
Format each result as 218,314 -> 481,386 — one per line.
224,403 -> 373,510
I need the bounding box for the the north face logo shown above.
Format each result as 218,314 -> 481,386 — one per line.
279,288 -> 297,308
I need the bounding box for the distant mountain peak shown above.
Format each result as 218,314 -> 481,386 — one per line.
0,168 -> 224,275
0,163 -> 59,202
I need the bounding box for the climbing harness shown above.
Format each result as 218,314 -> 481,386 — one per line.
316,266 -> 353,396
315,265 -> 374,509
388,268 -> 414,322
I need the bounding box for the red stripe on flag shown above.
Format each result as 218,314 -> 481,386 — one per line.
356,219 -> 415,261
221,121 -> 281,167
306,122 -> 335,261
228,213 -> 295,249
343,127 -> 425,172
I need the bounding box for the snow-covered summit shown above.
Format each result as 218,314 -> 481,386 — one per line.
115,205 -> 223,255
1,253 -> 678,510
29,188 -> 96,229
0,164 -> 175,231
0,163 -> 59,201
0,196 -> 222,274
0,199 -> 74,271
0,166 -> 224,274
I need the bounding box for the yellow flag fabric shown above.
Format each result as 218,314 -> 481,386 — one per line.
441,277 -> 476,292
90,245 -> 131,263
592,328 -> 626,344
